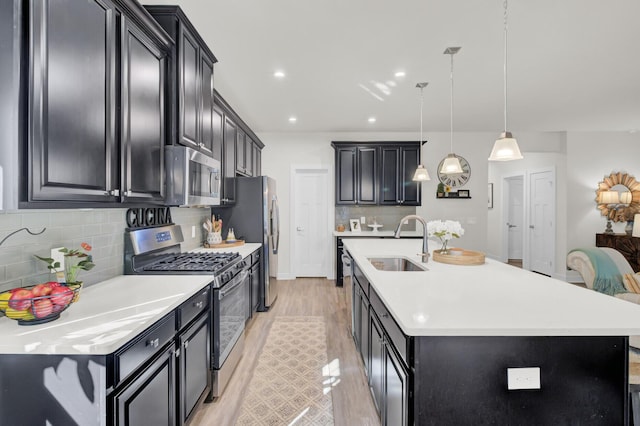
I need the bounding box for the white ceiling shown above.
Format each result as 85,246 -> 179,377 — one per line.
143,0 -> 640,134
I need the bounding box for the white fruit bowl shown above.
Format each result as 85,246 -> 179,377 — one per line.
0,282 -> 81,326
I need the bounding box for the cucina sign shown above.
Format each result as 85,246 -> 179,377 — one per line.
126,207 -> 172,228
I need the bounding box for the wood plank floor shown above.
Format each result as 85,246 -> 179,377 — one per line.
191,277 -> 380,426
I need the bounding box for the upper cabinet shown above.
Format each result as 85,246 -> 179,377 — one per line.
144,6 -> 219,160
24,0 -> 172,206
332,141 -> 422,206
380,144 -> 421,205
28,0 -> 120,203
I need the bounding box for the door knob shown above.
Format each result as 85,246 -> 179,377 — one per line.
297,226 -> 304,231
507,223 -> 516,229
529,225 -> 535,229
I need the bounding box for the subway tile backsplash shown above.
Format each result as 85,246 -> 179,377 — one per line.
0,207 -> 211,293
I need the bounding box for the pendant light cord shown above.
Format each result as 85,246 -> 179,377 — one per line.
503,0 -> 508,133
420,86 -> 424,144
449,52 -> 454,152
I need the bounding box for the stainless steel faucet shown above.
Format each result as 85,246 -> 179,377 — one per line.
395,215 -> 429,263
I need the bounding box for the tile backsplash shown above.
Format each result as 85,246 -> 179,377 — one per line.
335,205 -> 417,231
0,207 -> 210,293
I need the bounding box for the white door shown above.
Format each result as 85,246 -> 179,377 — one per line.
529,170 -> 555,276
507,177 -> 524,259
293,169 -> 329,277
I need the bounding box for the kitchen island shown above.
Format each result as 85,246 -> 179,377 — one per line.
343,238 -> 640,425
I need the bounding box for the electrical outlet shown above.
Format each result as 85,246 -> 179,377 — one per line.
360,216 -> 366,224
507,367 -> 541,390
191,225 -> 196,238
50,248 -> 66,283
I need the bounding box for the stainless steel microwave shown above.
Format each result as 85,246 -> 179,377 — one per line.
165,146 -> 221,207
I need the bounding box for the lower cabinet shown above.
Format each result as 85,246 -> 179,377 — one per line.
178,313 -> 210,425
250,251 -> 261,314
351,265 -> 410,426
112,343 -> 177,425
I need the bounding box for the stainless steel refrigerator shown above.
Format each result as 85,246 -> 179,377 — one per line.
215,176 -> 279,310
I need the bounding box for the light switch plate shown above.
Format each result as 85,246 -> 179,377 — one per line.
507,367 -> 541,390
191,225 -> 196,238
360,216 -> 366,224
50,247 -> 66,283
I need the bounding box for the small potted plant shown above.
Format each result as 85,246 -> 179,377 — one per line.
35,242 -> 95,285
437,182 -> 445,198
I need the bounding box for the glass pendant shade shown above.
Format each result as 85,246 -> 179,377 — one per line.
488,132 -> 523,161
412,164 -> 430,181
439,153 -> 463,174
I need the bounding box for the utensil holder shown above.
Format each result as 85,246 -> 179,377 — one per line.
207,232 -> 222,245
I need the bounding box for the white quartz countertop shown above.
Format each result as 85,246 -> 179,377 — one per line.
0,275 -> 212,355
343,238 -> 640,337
333,230 -> 422,237
191,242 -> 262,259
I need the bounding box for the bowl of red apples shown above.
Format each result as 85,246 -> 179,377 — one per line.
0,282 -> 81,325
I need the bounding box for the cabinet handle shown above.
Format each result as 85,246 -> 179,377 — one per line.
108,189 -> 120,196
147,338 -> 160,348
381,313 -> 389,318
124,190 -> 132,197
194,300 -> 204,309
184,340 -> 189,349
175,348 -> 181,358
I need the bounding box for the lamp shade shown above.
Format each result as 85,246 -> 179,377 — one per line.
439,154 -> 463,174
488,132 -> 524,161
620,191 -> 632,205
412,165 -> 430,181
599,191 -> 619,205
633,214 -> 640,237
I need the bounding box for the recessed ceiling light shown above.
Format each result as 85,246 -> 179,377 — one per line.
395,71 -> 406,78
288,116 -> 297,123
274,70 -> 286,78
368,117 -> 376,123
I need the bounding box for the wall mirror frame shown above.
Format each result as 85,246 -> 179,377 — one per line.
595,172 -> 640,222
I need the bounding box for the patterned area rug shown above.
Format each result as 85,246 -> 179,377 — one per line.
236,316 -> 335,425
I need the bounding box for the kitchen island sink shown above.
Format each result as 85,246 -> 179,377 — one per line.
367,256 -> 427,271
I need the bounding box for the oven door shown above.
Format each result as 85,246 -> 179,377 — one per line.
213,269 -> 249,369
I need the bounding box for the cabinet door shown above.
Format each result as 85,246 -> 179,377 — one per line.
29,0 -> 118,202
380,147 -> 400,205
400,146 -> 421,206
113,344 -> 176,426
179,314 -> 210,425
385,344 -> 409,426
222,116 -> 237,204
359,290 -> 370,375
369,312 -> 384,415
357,147 -> 378,204
120,16 -> 166,203
352,283 -> 362,347
336,147 -> 357,204
178,25 -> 199,149
199,53 -> 215,157
251,261 -> 260,312
254,147 -> 262,176
236,128 -> 246,175
244,138 -> 254,176
210,104 -> 224,163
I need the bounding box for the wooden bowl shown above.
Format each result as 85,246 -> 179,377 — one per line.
433,249 -> 485,265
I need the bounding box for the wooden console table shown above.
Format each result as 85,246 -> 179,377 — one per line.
596,233 -> 640,272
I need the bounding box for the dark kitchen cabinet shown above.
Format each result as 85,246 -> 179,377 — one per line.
352,264 -> 370,375
112,343 -> 177,426
24,0 -> 172,207
28,0 -> 119,203
236,132 -> 254,177
380,144 -> 421,205
178,312 -> 210,425
120,16 -> 167,203
332,143 -> 377,205
332,141 -> 421,206
253,144 -> 262,176
145,6 -> 219,160
222,116 -> 237,205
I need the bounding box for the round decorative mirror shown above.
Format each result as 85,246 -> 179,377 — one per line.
595,172 -> 640,222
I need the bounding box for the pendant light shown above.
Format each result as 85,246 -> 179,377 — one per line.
440,47 -> 463,175
489,0 -> 523,161
412,82 -> 431,181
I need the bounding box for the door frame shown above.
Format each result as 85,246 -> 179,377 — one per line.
289,165 -> 332,279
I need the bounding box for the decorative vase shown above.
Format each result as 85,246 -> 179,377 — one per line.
207,232 -> 222,245
626,221 -> 634,236
440,240 -> 449,255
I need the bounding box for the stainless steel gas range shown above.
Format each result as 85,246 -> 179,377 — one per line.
124,224 -> 248,399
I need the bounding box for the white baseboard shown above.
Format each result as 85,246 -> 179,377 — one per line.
276,272 -> 296,280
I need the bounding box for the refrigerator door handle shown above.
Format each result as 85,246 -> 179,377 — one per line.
271,196 -> 280,254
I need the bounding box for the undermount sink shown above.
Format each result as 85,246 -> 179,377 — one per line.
367,257 -> 428,272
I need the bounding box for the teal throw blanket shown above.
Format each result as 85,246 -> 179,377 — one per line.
569,248 -> 626,296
